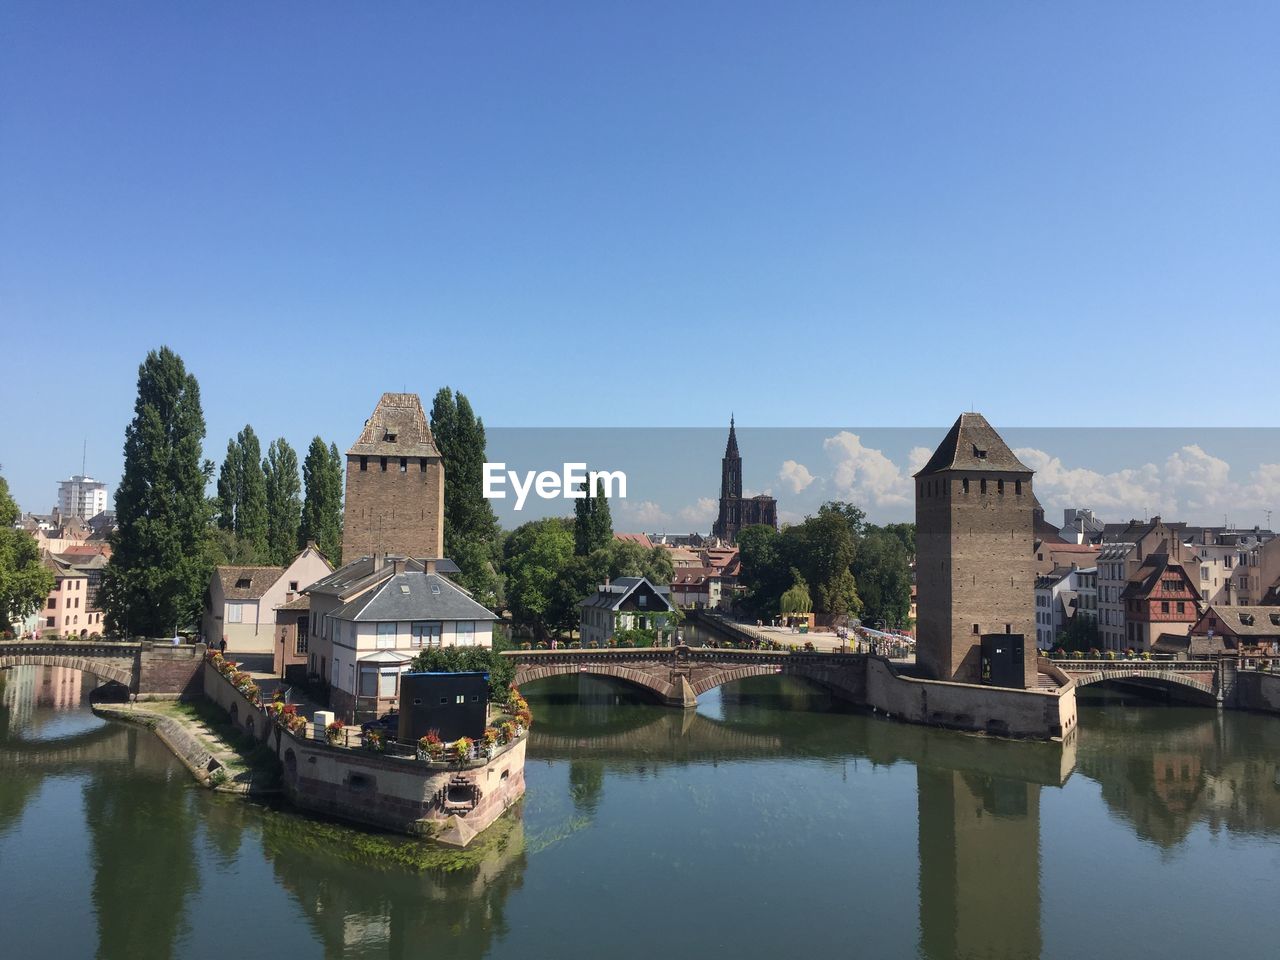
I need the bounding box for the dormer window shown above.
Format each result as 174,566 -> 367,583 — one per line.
973,445 -> 987,460
383,430 -> 397,443
1240,613 -> 1255,626
235,577 -> 252,589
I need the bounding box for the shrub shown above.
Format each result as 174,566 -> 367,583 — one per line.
364,728 -> 385,752
325,720 -> 344,743
482,726 -> 498,747
452,736 -> 474,761
499,722 -> 515,744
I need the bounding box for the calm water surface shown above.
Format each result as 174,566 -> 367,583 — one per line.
2,666 -> 1279,960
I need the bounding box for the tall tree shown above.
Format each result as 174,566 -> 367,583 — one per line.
574,479 -> 613,556
300,437 -> 343,564
431,387 -> 501,600
501,517 -> 575,640
234,426 -> 268,558
100,347 -> 212,636
214,438 -> 242,531
0,467 -> 55,633
263,438 -> 302,566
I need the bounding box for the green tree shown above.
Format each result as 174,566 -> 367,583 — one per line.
408,643 -> 515,702
214,438 -> 242,531
851,527 -> 912,627
431,387 -> 502,601
101,347 -> 212,636
0,468 -> 55,632
501,518 -> 575,640
736,523 -> 787,618
780,570 -> 813,615
300,437 -> 343,564
234,426 -> 268,557
573,478 -> 613,556
263,438 -> 302,566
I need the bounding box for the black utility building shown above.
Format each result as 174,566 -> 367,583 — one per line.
398,671 -> 489,743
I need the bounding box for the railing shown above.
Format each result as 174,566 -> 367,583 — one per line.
1053,659 -> 1217,673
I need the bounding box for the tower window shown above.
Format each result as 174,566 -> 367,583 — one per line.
360,456 -> 367,471
980,479 -> 987,494
383,430 -> 397,443
1015,480 -> 1022,495
419,458 -> 427,472
399,458 -> 407,473
380,457 -> 387,471
962,478 -> 969,494
997,480 -> 1004,495
973,624 -> 980,634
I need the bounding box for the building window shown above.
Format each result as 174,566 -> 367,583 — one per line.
359,665 -> 378,698
289,581 -> 298,591
227,603 -> 243,623
380,668 -> 398,698
457,621 -> 476,644
399,457 -> 408,473
420,458 -> 428,472
360,456 -> 368,471
411,621 -> 442,648
1015,480 -> 1022,495
997,480 -> 1004,495
1176,602 -> 1185,614
380,456 -> 388,471
1161,601 -> 1170,614
46,617 -> 55,628
48,598 -> 56,608
973,623 -> 980,634
962,478 -> 969,494
295,630 -> 308,655
377,622 -> 397,648
980,479 -> 987,494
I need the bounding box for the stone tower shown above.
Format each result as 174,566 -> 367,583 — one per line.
340,393 -> 445,563
712,417 -> 743,542
914,412 -> 1036,687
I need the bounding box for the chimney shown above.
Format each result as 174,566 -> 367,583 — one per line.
422,558 -> 437,574
374,550 -> 385,571
392,558 -> 407,575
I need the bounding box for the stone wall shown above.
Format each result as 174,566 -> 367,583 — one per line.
341,455 -> 445,562
201,661 -> 526,842
864,656 -> 1077,740
1235,671 -> 1280,715
136,642 -> 207,699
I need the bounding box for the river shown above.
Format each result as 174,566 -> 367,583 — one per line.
2,665 -> 1279,959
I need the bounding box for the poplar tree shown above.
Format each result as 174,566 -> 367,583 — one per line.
235,426 -> 268,558
430,387 -> 500,600
574,478 -> 613,556
263,438 -> 302,566
214,439 -> 242,531
300,437 -> 343,564
101,347 -> 212,636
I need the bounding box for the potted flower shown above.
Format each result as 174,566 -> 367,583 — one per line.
452,736 -> 474,763
325,720 -> 344,745
481,726 -> 499,758
499,721 -> 515,745
364,728 -> 385,752
417,730 -> 444,761
286,714 -> 308,736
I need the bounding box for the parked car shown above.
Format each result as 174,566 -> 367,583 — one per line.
360,712 -> 399,737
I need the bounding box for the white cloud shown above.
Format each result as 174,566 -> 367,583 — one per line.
778,460 -> 816,493
1015,444 -> 1280,525
821,432 -> 913,507
617,500 -> 670,528
677,497 -> 718,527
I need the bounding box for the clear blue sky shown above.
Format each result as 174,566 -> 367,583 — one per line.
2,2 -> 1277,514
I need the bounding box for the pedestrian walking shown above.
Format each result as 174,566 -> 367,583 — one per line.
219,637 -> 228,656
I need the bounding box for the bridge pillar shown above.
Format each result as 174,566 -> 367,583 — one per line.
668,674 -> 698,709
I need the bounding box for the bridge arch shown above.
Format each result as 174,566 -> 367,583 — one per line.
1066,668 -> 1216,699
0,653 -> 136,689
514,663 -> 680,703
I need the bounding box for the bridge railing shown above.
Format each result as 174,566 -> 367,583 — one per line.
1053,659 -> 1216,672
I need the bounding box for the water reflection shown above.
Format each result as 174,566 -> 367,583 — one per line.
4,665 -> 1280,959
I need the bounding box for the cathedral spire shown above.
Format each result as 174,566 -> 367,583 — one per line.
725,414 -> 740,459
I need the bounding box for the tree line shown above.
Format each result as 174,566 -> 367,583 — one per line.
736,502 -> 914,628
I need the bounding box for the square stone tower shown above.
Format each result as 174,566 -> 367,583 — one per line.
341,393 -> 445,563
914,412 -> 1036,687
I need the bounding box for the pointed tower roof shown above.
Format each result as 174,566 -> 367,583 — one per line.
724,415 -> 740,459
914,412 -> 1031,476
347,393 -> 441,458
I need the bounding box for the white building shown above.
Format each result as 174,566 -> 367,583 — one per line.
305,555 -> 497,721
56,475 -> 108,520
1034,565 -> 1098,650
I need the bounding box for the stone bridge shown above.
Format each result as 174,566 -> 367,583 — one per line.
0,639 -> 206,699
1048,659 -> 1222,701
503,646 -> 867,707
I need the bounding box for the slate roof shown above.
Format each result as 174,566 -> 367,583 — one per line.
579,576 -> 673,612
347,393 -> 441,458
1197,605 -> 1280,637
217,566 -> 285,600
915,412 -> 1031,476
306,555 -> 462,599
331,572 -> 497,623
614,532 -> 654,549
275,594 -> 311,612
